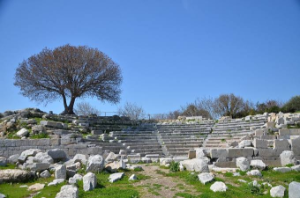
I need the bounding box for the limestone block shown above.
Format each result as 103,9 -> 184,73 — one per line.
227,148 -> 253,158
291,137 -> 300,156
274,140 -> 290,151
83,172 -> 97,191
210,149 -> 228,159
253,139 -> 268,149
289,181 -> 300,198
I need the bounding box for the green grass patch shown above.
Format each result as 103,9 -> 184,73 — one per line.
30,133 -> 49,139
0,163 -> 16,170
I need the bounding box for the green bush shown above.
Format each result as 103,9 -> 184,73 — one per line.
283,96 -> 300,112
169,161 -> 180,172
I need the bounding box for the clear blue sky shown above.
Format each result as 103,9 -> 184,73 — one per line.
0,0 -> 300,115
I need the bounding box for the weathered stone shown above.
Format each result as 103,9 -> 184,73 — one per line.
210,181 -> 227,192
86,155 -> 104,173
236,157 -> 250,171
210,149 -> 228,159
34,152 -> 54,164
273,167 -> 291,173
289,181 -> 300,198
28,183 -> 45,191
253,139 -> 268,149
292,165 -> 300,171
250,160 -> 267,170
32,125 -> 45,134
238,140 -> 253,148
0,193 -> 6,198
181,159 -> 209,173
198,172 -> 214,184
18,149 -> 41,162
270,185 -> 285,198
7,154 -> 19,164
105,152 -> 119,163
40,170 -> 51,178
47,149 -> 67,162
280,150 -> 295,166
55,165 -> 66,180
274,140 -> 290,151
160,158 -> 173,166
129,174 -> 137,181
0,169 -> 34,183
48,179 -> 65,186
55,185 -> 78,198
23,162 -> 50,172
40,121 -> 67,129
141,157 -> 152,163
108,172 -> 124,183
291,137 -> 300,156
73,154 -> 87,165
83,172 -> 97,191
246,170 -> 262,177
227,148 -> 254,158
16,128 -> 29,137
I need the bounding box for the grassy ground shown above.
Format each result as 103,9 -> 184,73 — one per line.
1,164 -> 300,198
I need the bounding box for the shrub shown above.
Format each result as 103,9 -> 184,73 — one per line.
170,161 -> 180,172
283,96 -> 300,112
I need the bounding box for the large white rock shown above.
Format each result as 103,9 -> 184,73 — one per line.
270,185 -> 285,198
247,170 -> 262,177
108,172 -> 124,183
160,158 -> 173,166
28,183 -> 45,191
280,151 -> 295,166
55,165 -> 66,180
0,157 -> 7,167
16,128 -> 29,137
105,152 -> 119,163
292,165 -> 300,172
250,160 -> 267,170
18,149 -> 41,162
236,157 -> 250,171
198,173 -> 214,184
47,149 -> 67,162
238,140 -> 253,148
48,179 -> 65,186
210,181 -> 227,192
55,185 -> 78,198
34,152 -> 54,164
83,172 -> 97,191
86,155 -> 104,173
8,154 -> 19,164
0,193 -> 6,198
0,169 -> 34,183
181,159 -> 209,173
73,154 -> 87,165
289,181 -> 300,198
40,170 -> 51,178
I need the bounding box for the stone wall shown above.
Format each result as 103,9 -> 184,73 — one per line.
0,138 -> 102,158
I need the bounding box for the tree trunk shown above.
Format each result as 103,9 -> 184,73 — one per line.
61,95 -> 76,115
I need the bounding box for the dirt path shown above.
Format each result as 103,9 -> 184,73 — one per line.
133,165 -> 197,198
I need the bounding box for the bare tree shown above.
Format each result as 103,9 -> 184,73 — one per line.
118,102 -> 145,120
14,45 -> 122,114
181,103 -> 211,119
195,97 -> 216,119
214,93 -> 245,117
74,102 -> 100,116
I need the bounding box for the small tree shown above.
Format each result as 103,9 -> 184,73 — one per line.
214,93 -> 245,118
14,45 -> 122,114
118,102 -> 145,120
74,102 -> 100,116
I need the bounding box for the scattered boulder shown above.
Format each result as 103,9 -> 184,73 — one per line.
210,181 -> 227,192
55,165 -> 66,180
181,159 -> 209,173
8,154 -> 19,164
289,181 -> 300,198
22,162 -> 50,172
16,128 -> 29,137
83,172 -> 97,192
0,193 -> 6,198
247,170 -> 262,177
238,140 -> 253,148
0,169 -> 34,183
55,185 -> 78,198
129,174 -> 137,181
236,157 -> 250,171
105,152 -> 119,163
270,185 -> 285,198
280,151 -> 295,166
47,149 -> 67,162
48,179 -> 65,186
198,173 -> 214,184
40,170 -> 51,178
18,149 -> 41,163
86,155 -> 104,173
292,165 -> 300,171
273,167 -> 291,173
32,125 -> 45,134
73,154 -> 87,165
28,183 -> 45,191
34,152 -> 54,164
109,172 -> 124,183
250,160 -> 267,170
160,158 -> 173,167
